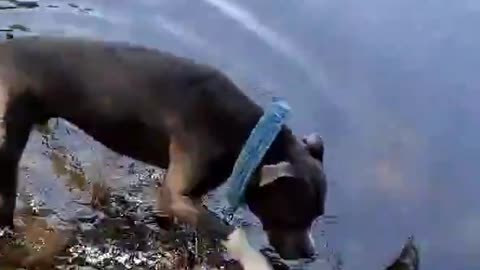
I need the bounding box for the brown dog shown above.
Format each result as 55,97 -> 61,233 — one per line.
0,36 -> 327,269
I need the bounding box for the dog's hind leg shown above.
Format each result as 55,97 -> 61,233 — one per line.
0,92 -> 38,228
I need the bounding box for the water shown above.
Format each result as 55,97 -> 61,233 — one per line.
1,0 -> 479,269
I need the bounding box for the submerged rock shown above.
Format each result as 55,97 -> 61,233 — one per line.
0,1 -> 16,9
386,236 -> 419,270
10,0 -> 39,8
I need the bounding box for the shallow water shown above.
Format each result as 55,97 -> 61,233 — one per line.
0,0 -> 479,269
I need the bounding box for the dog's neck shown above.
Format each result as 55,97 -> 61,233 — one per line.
242,126 -> 298,190
261,126 -> 296,165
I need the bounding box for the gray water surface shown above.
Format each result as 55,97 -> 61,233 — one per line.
1,0 -> 479,269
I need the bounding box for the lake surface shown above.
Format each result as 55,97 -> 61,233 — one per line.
1,0 -> 479,269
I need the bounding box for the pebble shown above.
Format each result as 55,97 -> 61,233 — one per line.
78,223 -> 95,232
0,1 -> 16,9
12,0 -> 39,8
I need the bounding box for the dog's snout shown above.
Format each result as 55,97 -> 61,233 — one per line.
290,236 -> 316,261
267,229 -> 317,261
300,242 -> 316,259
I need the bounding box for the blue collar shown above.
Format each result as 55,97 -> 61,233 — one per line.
224,98 -> 291,218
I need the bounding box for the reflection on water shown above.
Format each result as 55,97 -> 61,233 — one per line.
1,0 -> 479,269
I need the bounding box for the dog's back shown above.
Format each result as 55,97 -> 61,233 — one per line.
0,36 -> 263,166
0,36 -> 253,113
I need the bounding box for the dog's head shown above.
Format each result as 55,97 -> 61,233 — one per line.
246,132 -> 327,261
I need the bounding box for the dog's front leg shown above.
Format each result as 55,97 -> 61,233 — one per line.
0,95 -> 36,228
162,140 -> 272,270
167,186 -> 274,270
0,149 -> 18,229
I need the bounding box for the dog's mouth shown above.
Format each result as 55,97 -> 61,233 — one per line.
260,246 -> 318,269
280,253 -> 319,265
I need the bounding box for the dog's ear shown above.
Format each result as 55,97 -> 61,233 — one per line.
259,161 -> 295,187
302,133 -> 324,162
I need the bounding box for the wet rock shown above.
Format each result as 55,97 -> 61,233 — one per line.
10,0 -> 39,8
386,236 -> 419,270
78,223 -> 95,233
8,24 -> 30,32
0,1 -> 16,9
76,211 -> 98,224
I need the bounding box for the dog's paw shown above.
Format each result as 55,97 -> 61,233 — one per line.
222,228 -> 273,270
